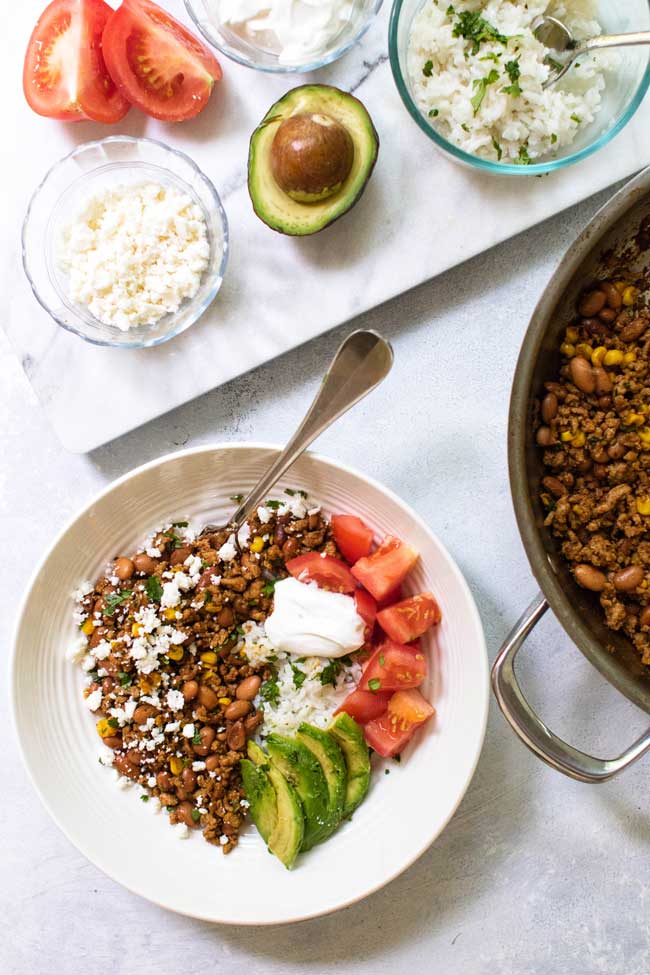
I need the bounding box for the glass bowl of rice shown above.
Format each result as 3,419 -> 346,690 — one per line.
388,0 -> 650,175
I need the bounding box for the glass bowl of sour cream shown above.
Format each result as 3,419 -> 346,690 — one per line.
22,136 -> 229,350
185,0 -> 384,72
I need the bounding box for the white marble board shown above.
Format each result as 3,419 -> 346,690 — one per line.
4,0 -> 650,452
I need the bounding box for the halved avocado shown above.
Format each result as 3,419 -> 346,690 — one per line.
329,712 -> 371,819
296,723 -> 346,839
246,740 -> 304,869
248,85 -> 379,236
240,758 -> 277,845
266,733 -> 330,851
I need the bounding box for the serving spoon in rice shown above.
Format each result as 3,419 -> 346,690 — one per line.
533,15 -> 650,88
201,329 -> 394,539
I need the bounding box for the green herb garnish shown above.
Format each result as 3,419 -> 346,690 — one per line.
480,52 -> 500,62
260,676 -> 280,705
192,732 -> 202,745
545,56 -> 563,72
502,57 -> 522,96
265,500 -> 282,510
291,665 -> 307,689
107,717 -> 119,729
145,576 -> 163,602
570,113 -> 581,124
103,590 -> 132,616
230,494 -> 244,503
368,678 -> 382,692
284,488 -> 307,498
191,809 -> 201,823
261,580 -> 276,597
461,122 -> 470,132
320,660 -> 342,687
171,520 -> 189,528
551,133 -> 558,144
140,794 -> 149,802
491,136 -> 503,160
423,59 -> 433,77
118,671 -> 132,688
471,68 -> 499,114
378,653 -> 385,666
514,143 -> 531,166
452,11 -> 508,55
428,108 -> 439,117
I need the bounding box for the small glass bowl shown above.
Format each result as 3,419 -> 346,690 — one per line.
389,0 -> 650,176
22,136 -> 229,349
185,0 -> 384,72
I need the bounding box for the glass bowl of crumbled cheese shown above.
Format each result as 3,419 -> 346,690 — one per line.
22,136 -> 229,349
185,0 -> 383,72
389,0 -> 650,175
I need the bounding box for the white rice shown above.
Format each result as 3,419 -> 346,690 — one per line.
407,0 -> 616,163
238,621 -> 362,737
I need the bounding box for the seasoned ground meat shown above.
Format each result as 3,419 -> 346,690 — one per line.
75,498 -> 339,852
535,278 -> 650,664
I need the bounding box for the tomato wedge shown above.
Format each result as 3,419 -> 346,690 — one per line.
377,584 -> 403,609
364,689 -> 435,757
359,641 -> 427,692
102,0 -> 222,122
377,592 -> 442,643
331,514 -> 374,564
23,0 -> 130,123
354,588 -> 377,642
286,553 -> 356,594
334,688 -> 391,724
351,536 -> 419,602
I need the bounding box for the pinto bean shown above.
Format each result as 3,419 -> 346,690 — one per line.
569,356 -> 596,394
583,318 -> 610,339
613,566 -> 644,592
607,441 -> 626,460
205,755 -> 220,772
157,771 -> 173,791
244,713 -> 263,735
133,553 -> 158,575
181,768 -> 196,791
126,748 -> 143,765
182,680 -> 199,702
598,307 -> 618,325
282,538 -> 299,560
198,685 -> 219,710
114,754 -> 139,780
574,564 -> 608,592
102,736 -> 123,750
536,426 -> 554,447
114,557 -> 135,581
133,704 -> 158,725
602,282 -> 622,310
177,802 -> 200,829
226,721 -> 246,751
192,726 -> 215,756
217,607 -> 234,628
236,675 -> 262,701
579,289 -> 607,317
89,626 -> 107,649
619,318 -> 647,343
640,606 -> 650,627
542,476 -> 567,498
593,367 -> 612,395
170,546 -> 193,566
225,699 -> 251,721
541,393 -> 558,424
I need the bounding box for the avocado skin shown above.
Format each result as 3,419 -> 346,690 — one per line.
266,733 -> 330,851
295,723 -> 347,841
329,712 -> 371,818
246,739 -> 304,869
248,84 -> 379,237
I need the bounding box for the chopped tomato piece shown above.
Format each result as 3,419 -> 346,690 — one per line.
23,0 -> 130,123
286,553 -> 356,594
377,592 -> 442,643
377,584 -> 403,609
334,688 -> 391,724
358,640 -> 427,692
102,0 -> 222,122
331,514 -> 374,564
351,536 -> 419,602
354,588 -> 377,642
364,689 -> 435,757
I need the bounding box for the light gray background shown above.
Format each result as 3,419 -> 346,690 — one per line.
4,184 -> 650,975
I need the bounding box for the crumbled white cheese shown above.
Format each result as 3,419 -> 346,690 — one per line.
165,720 -> 181,733
210,574 -> 221,586
237,523 -> 251,548
84,689 -> 102,711
73,581 -> 94,602
91,639 -> 112,661
257,506 -> 272,523
135,604 -> 160,634
66,635 -> 89,663
183,723 -> 196,738
173,823 -> 190,840
219,835 -> 229,846
58,181 -> 210,331
147,776 -> 157,788
160,579 -> 181,609
184,554 -> 203,577
97,746 -> 115,767
218,537 -> 237,562
166,689 -> 185,712
192,761 -> 206,771
81,654 -> 96,673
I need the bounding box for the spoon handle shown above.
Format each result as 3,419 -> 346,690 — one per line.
228,330 -> 394,530
583,30 -> 650,53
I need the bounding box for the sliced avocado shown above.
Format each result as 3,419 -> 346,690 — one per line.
266,733 -> 330,851
248,84 -> 379,236
329,712 -> 371,818
296,723 -> 346,840
246,739 -> 304,869
240,758 -> 277,845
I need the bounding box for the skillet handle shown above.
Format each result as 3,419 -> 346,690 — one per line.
491,592 -> 650,782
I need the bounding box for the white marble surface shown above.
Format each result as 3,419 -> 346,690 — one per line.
4,1 -> 650,451
5,182 -> 650,974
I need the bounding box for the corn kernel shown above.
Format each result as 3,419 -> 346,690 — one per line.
81,618 -> 95,636
614,281 -> 628,294
131,622 -> 141,636
561,431 -> 573,442
638,499 -> 650,516
622,286 -> 638,307
218,697 -> 231,706
167,646 -> 184,661
565,326 -> 579,343
625,412 -> 646,427
603,350 -> 624,367
163,608 -> 177,621
639,429 -> 650,445
572,431 -> 586,448
540,493 -> 552,507
575,343 -> 594,359
96,719 -> 114,739
201,651 -> 218,665
591,346 -> 607,367
623,351 -> 637,366
560,342 -> 576,357
250,536 -> 265,554
169,757 -> 183,775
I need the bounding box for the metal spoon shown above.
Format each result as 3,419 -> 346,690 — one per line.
202,329 -> 394,538
533,15 -> 650,88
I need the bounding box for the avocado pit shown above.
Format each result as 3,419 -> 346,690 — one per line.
270,112 -> 354,204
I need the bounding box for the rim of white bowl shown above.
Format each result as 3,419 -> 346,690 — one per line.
9,442 -> 489,924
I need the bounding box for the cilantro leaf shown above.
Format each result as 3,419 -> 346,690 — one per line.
502,58 -> 522,96
423,59 -> 433,77
452,11 -> 508,55
514,143 -> 532,165
145,576 -> 163,602
471,69 -> 499,114
261,580 -> 276,597
103,590 -> 132,616
491,136 -> 503,160
260,676 -> 280,706
291,665 -> 306,689
320,660 -> 342,687
117,671 -> 133,688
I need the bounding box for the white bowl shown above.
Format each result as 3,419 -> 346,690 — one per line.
10,444 -> 488,924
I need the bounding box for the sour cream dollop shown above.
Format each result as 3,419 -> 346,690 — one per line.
265,577 -> 365,658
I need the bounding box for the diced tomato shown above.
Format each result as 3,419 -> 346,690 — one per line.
354,588 -> 377,642
331,514 -> 374,564
351,536 -> 419,602
359,640 -> 427,692
363,689 -> 435,757
23,0 -> 130,123
102,0 -> 222,122
377,584 -> 403,609
286,553 -> 356,594
334,689 -> 391,724
377,592 -> 442,643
